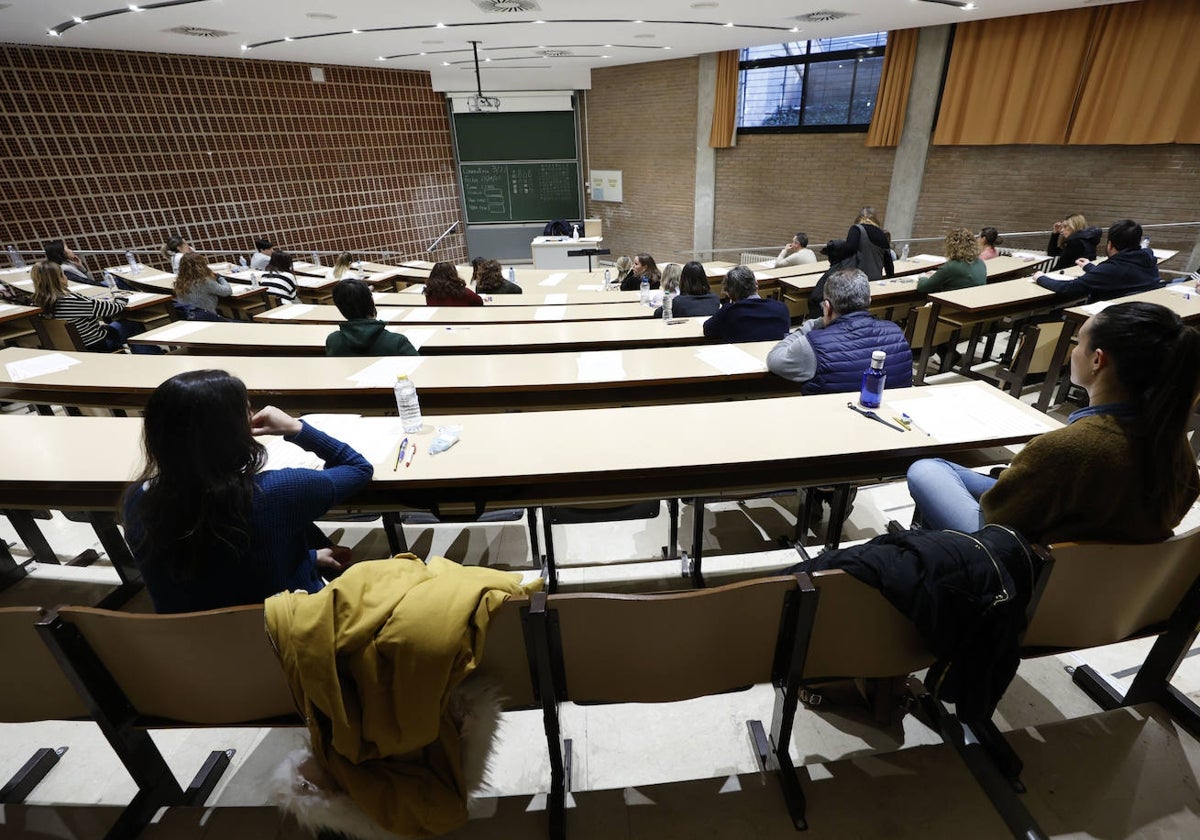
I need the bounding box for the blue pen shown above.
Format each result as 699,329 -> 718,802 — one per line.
393,436 -> 409,471
901,413 -> 931,436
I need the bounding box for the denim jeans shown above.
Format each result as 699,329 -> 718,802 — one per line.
97,319 -> 164,354
906,458 -> 997,532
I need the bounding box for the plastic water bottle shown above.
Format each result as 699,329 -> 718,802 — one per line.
662,289 -> 675,321
900,243 -> 910,261
125,250 -> 138,272
394,374 -> 423,433
860,350 -> 887,409
311,250 -> 321,267
250,272 -> 260,288
604,268 -> 611,289
1141,235 -> 1151,250
640,276 -> 650,305
7,245 -> 25,268
239,256 -> 249,270
508,266 -> 517,287
571,223 -> 580,241
107,274 -> 121,300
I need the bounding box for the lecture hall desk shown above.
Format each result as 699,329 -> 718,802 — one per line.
253,300 -> 654,325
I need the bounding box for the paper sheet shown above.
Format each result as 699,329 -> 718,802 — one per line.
694,345 -> 767,376
1039,271 -> 1075,282
1081,300 -> 1115,315
1010,251 -> 1044,261
889,384 -> 1056,444
0,304 -> 17,315
347,356 -> 425,387
912,254 -> 944,263
576,284 -> 603,291
5,353 -> 82,382
402,308 -> 437,322
534,306 -> 566,321
262,438 -> 325,471
538,273 -> 568,287
296,277 -> 328,288
543,293 -> 568,305
393,327 -> 435,349
298,414 -> 403,465
1166,283 -> 1197,297
576,351 -> 626,382
123,292 -> 159,305
148,321 -> 211,341
268,304 -> 315,319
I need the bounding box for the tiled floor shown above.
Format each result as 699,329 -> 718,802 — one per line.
3,381 -> 1200,838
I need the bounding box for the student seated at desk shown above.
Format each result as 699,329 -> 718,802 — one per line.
43,239 -> 100,286
331,250 -> 362,282
654,261 -> 719,318
31,260 -> 154,353
772,231 -> 817,268
767,268 -> 912,394
122,370 -> 373,613
475,259 -> 522,295
261,250 -> 299,302
916,227 -> 987,293
424,261 -> 483,307
647,262 -> 681,311
326,278 -> 418,357
906,302 -> 1200,544
977,227 -> 1002,261
174,252 -> 232,319
702,265 -> 790,344
162,235 -> 193,274
1034,219 -> 1162,304
612,255 -> 634,289
250,237 -> 274,271
620,253 -> 662,292
1046,213 -> 1101,271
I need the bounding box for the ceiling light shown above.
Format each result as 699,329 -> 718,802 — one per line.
240,44 -> 248,50
72,16 -> 84,23
376,56 -> 385,61
535,19 -> 545,24
601,55 -> 610,59
128,4 -> 142,11
663,46 -> 671,50
305,12 -> 337,19
963,2 -> 976,8
442,61 -> 450,66
47,28 -> 59,36
484,57 -> 491,61
419,51 -> 426,55
436,22 -> 446,28
724,22 -> 734,27
633,20 -> 643,24
351,29 -> 360,34
284,36 -> 294,41
790,27 -> 800,33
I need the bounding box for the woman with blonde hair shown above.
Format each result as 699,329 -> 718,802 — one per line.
612,255 -> 633,289
1046,213 -> 1101,271
917,227 -> 987,293
32,260 -> 145,352
331,251 -> 360,281
174,252 -> 232,316
835,206 -> 894,281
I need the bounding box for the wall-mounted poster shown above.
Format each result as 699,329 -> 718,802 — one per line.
590,170 -> 623,203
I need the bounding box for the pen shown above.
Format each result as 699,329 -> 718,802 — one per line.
901,412 -> 931,436
406,443 -> 417,468
393,436 -> 408,471
846,402 -> 907,432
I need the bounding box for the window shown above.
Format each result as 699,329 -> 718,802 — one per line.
736,32 -> 887,132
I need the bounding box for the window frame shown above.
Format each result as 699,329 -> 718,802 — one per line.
736,41 -> 887,135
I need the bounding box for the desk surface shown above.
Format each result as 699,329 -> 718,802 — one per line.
927,279 -> 1059,316
0,303 -> 40,325
374,289 -> 644,307
778,254 -> 1039,297
129,315 -> 713,355
1065,283 -> 1200,323
0,381 -> 1059,510
254,301 -> 655,325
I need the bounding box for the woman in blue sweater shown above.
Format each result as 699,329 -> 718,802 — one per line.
122,370 -> 373,613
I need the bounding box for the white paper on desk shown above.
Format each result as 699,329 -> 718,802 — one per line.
0,267 -> 26,276
889,385 -> 1056,444
268,304 -> 315,319
576,284 -> 603,291
391,326 -> 435,349
402,308 -> 437,322
1081,300 -> 1115,315
149,321 -> 211,340
543,293 -> 568,305
1166,283 -> 1196,296
295,277 -> 327,288
1152,249 -> 1176,262
123,292 -> 158,305
299,414 -> 403,465
347,356 -> 425,387
1039,271 -> 1075,282
261,437 -> 325,471
576,351 -> 626,382
5,353 -> 82,382
534,306 -> 566,321
694,345 -> 767,376
0,304 -> 17,315
912,254 -> 944,263
1011,251 -> 1044,261
538,273 -> 568,287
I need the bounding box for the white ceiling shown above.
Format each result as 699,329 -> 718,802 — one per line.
1,0 -> 1135,91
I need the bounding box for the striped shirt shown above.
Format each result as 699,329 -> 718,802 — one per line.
260,271 -> 297,302
47,292 -> 126,349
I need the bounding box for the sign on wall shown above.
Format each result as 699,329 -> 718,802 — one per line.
589,170 -> 623,203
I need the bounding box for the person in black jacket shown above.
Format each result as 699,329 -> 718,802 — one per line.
619,253 -> 662,292
1046,213 -> 1102,271
654,261 -> 719,317
1035,219 -> 1161,304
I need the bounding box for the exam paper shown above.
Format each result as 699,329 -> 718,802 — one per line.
576,351 -> 626,382
5,353 -> 82,382
694,345 -> 767,376
1081,300 -> 1114,315
538,273 -> 568,287
576,284 -> 603,291
268,304 -> 315,319
543,294 -> 568,305
889,384 -> 1056,444
402,308 -> 437,322
149,321 -> 211,341
912,254 -> 944,263
393,327 -> 435,349
123,292 -> 159,305
534,306 -> 566,321
347,356 -> 425,387
262,437 -> 325,471
1166,283 -> 1197,296
300,414 -> 403,464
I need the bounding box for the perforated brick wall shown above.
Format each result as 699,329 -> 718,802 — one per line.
0,44 -> 467,273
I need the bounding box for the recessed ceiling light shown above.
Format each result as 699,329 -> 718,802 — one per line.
633,20 -> 643,24
47,28 -> 59,36
128,4 -> 142,11
663,46 -> 671,50
72,16 -> 84,23
419,51 -> 426,55
284,36 -> 294,42
484,57 -> 491,61
790,27 -> 800,33
724,22 -> 734,27
351,29 -> 360,34
442,61 -> 450,66
634,33 -> 655,39
305,12 -> 337,19
376,56 -> 385,61
690,1 -> 719,8
240,44 -> 248,50
535,19 -> 545,24
436,22 -> 446,28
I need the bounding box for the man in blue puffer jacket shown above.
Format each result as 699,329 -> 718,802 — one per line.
766,267 -> 912,395
1034,218 -> 1162,305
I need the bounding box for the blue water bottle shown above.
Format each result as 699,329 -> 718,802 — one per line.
860,350 -> 887,409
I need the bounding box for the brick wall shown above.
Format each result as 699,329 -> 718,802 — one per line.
714,133 -> 897,255
915,144 -> 1200,256
0,44 -> 467,273
583,57 -> 699,265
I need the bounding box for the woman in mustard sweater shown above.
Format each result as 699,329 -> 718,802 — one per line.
907,302 -> 1200,544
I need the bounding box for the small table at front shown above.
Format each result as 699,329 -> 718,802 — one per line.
1035,284 -> 1200,411
531,236 -> 603,270
0,381 -> 1060,592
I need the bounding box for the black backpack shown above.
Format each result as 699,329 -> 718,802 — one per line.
543,219 -> 572,237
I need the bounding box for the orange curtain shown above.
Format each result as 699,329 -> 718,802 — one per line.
709,50 -> 739,149
1068,0 -> 1200,144
865,28 -> 918,148
932,9 -> 1101,145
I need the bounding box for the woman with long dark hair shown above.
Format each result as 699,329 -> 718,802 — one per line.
174,252 -> 232,316
424,261 -> 483,306
907,302 -> 1200,543
122,370 -> 373,613
475,259 -> 522,295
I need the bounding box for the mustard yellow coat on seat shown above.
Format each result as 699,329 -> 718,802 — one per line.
265,554 -> 538,838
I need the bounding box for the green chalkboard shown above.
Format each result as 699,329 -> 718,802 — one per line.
460,161 -> 581,224
455,112 -> 576,162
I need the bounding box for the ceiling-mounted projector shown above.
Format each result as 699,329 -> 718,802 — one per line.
467,94 -> 501,112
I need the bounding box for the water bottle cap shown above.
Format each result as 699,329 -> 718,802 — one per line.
396,374 -> 409,381
872,350 -> 886,361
